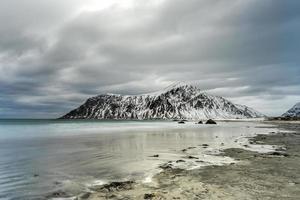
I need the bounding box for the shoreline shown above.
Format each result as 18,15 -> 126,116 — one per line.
67,121 -> 300,200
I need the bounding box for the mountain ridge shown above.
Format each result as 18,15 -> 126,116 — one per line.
60,84 -> 265,120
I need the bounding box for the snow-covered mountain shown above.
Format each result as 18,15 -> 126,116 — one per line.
282,102 -> 300,117
60,84 -> 264,120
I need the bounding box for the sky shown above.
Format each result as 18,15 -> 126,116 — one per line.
0,0 -> 299,118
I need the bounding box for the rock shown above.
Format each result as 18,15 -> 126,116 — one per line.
178,120 -> 185,124
267,152 -> 289,157
97,181 -> 134,192
46,190 -> 69,198
144,193 -> 156,199
159,163 -> 173,170
201,144 -> 209,147
187,156 -> 198,159
197,121 -> 203,124
187,146 -> 196,149
181,148 -> 187,152
176,160 -> 185,163
33,174 -> 39,177
150,154 -> 159,157
275,147 -> 286,151
206,119 -> 217,124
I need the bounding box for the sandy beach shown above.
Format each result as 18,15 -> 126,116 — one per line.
78,121 -> 300,200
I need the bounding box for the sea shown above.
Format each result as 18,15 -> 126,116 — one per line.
0,119 -> 277,199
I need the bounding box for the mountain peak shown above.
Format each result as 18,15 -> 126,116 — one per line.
142,82 -> 198,96
282,102 -> 300,117
294,102 -> 300,107
163,82 -> 195,90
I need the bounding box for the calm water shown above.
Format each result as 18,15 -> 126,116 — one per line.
0,119 -> 277,200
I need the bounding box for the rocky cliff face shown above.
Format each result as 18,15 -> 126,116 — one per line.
282,102 -> 300,118
60,85 -> 264,120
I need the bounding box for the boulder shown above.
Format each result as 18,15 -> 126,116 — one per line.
144,193 -> 156,199
206,119 -> 217,124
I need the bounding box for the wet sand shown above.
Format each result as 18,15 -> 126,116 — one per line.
76,121 -> 300,200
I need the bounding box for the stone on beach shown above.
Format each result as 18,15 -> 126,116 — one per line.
159,163 -> 173,170
94,181 -> 134,192
201,144 -> 209,147
206,119 -> 217,124
186,156 -> 199,159
144,193 -> 156,199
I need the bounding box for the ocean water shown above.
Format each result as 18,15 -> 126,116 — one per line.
0,119 -> 277,199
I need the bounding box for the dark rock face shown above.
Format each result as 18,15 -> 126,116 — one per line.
60,84 -> 264,120
197,121 -> 203,124
178,120 -> 185,124
206,119 -> 217,124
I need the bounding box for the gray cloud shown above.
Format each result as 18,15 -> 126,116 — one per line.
0,0 -> 300,118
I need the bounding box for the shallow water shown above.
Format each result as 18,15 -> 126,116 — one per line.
0,119 -> 277,199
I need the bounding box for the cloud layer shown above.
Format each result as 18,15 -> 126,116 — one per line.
0,0 -> 300,118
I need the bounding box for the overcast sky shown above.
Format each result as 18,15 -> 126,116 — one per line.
0,0 -> 299,118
